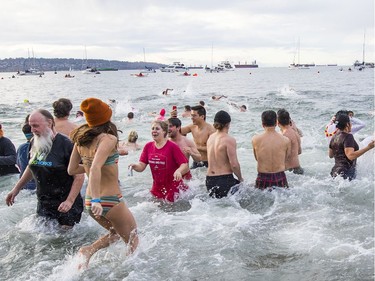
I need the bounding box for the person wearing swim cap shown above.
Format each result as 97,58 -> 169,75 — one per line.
252,110 -> 291,190
206,110 -> 243,198
329,114 -> 374,180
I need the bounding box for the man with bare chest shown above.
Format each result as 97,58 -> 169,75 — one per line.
181,105 -> 215,168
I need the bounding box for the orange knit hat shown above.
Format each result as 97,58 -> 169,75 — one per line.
80,98 -> 112,127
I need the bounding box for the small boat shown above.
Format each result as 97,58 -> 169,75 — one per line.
234,60 -> 259,68
353,32 -> 374,70
218,61 -> 235,71
187,65 -> 204,70
17,49 -> 45,76
97,67 -> 118,71
142,66 -> 156,73
205,61 -> 234,73
179,71 -> 191,76
17,68 -> 44,76
82,67 -> 100,74
131,72 -> 148,77
160,62 -> 188,72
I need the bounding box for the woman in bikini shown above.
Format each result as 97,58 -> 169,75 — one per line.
68,97 -> 138,268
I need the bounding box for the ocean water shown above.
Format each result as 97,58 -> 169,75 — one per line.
0,67 -> 374,281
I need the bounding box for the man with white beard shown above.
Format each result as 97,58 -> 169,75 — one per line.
6,109 -> 84,228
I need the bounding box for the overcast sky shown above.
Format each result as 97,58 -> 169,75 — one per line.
1,0 -> 373,66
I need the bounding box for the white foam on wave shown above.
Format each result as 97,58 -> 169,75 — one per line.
278,84 -> 298,97
357,135 -> 374,178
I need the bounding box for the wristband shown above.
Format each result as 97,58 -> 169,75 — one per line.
91,198 -> 101,203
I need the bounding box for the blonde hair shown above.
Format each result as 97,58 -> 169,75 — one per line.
128,130 -> 138,143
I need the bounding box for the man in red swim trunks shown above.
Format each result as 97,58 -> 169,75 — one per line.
252,110 -> 291,190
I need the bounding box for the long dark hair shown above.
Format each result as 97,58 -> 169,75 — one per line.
70,121 -> 118,146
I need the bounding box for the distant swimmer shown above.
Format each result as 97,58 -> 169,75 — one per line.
211,95 -> 227,101
227,101 -> 247,112
181,105 -> 192,118
162,88 -> 173,96
252,110 -> 291,190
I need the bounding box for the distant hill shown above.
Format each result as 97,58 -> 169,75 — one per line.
0,58 -> 165,72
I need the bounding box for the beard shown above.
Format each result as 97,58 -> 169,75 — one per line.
30,128 -> 54,162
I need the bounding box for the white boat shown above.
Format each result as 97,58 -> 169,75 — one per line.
17,68 -> 44,76
205,61 -> 234,73
81,46 -> 100,74
218,61 -> 234,71
160,62 -> 188,72
288,38 -> 314,70
353,32 -> 374,70
82,67 -> 100,74
17,49 -> 44,76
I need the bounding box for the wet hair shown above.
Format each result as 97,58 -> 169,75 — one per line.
261,110 -> 277,127
127,112 -> 134,119
277,109 -> 291,126
70,121 -> 118,147
152,120 -> 168,137
240,105 -> 247,110
184,105 -> 191,111
22,123 -> 32,141
335,110 -> 348,120
168,117 -> 182,128
336,114 -> 350,130
199,100 -> 205,106
52,98 -> 73,118
191,105 -> 206,120
128,130 -> 138,143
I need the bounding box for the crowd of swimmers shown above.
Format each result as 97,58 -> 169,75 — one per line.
0,96 -> 374,268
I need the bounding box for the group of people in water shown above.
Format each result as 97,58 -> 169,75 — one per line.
0,96 -> 374,268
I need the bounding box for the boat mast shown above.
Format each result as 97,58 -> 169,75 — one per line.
362,31 -> 366,64
211,42 -> 213,69
297,37 -> 300,66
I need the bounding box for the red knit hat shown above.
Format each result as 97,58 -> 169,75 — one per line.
80,98 -> 112,127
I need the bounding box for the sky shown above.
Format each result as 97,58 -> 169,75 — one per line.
0,0 -> 374,67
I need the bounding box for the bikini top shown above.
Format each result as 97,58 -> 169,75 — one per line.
104,151 -> 119,165
81,136 -> 119,167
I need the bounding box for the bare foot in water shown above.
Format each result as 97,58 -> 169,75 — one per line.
77,245 -> 94,270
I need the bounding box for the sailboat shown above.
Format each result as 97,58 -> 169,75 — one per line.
17,49 -> 44,76
82,46 -> 100,74
141,48 -> 156,73
288,38 -> 315,69
353,31 -> 374,70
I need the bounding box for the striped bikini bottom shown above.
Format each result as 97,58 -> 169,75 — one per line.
85,194 -> 123,217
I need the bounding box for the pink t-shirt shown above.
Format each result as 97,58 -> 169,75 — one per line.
139,140 -> 189,202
